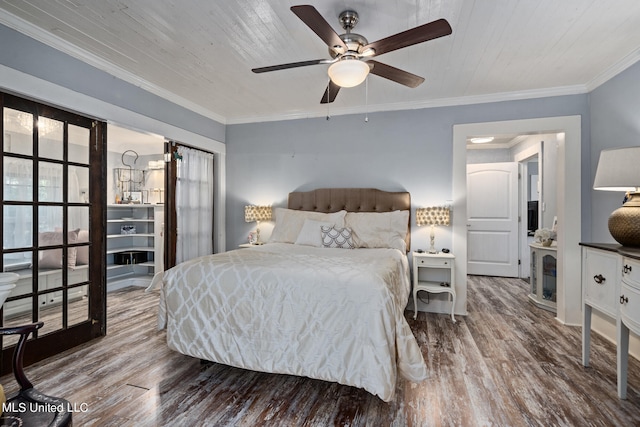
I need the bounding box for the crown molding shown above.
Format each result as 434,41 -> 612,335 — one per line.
586,47 -> 640,92
226,84 -> 589,125
0,10 -> 227,125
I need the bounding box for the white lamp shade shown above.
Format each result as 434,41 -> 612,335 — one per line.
594,146 -> 640,191
328,60 -> 369,88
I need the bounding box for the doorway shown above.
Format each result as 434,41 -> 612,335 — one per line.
105,124 -> 165,293
453,116 -> 582,325
466,134 -> 557,279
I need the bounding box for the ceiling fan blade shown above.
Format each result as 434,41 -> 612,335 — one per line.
320,80 -> 341,104
252,59 -> 331,73
364,18 -> 452,57
367,60 -> 425,88
291,5 -> 347,51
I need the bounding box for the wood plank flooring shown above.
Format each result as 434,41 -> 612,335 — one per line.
1,275 -> 639,426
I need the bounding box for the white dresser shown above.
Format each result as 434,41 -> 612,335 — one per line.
619,254 -> 640,398
580,243 -> 640,399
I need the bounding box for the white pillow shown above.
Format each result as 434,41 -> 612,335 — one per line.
294,219 -> 333,247
345,210 -> 409,252
269,208 -> 346,244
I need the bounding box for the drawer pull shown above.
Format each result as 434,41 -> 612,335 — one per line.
623,264 -> 633,274
593,274 -> 606,284
620,295 -> 629,305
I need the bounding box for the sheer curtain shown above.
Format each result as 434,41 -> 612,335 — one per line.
175,145 -> 214,263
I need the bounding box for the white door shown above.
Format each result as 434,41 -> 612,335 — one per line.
467,162 -> 519,277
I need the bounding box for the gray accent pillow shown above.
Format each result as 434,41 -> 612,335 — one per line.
321,226 -> 355,249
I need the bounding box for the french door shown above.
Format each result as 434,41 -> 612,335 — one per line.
1,92 -> 106,373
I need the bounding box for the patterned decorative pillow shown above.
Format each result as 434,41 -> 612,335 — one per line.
321,226 -> 355,249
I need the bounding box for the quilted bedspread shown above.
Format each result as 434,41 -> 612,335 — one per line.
155,243 -> 428,401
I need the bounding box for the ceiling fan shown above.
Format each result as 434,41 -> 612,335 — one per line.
252,5 -> 452,104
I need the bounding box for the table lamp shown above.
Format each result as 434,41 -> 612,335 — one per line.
244,205 -> 272,244
594,146 -> 640,247
416,206 -> 450,253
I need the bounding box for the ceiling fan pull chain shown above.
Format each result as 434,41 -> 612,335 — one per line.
326,77 -> 331,120
365,76 -> 369,123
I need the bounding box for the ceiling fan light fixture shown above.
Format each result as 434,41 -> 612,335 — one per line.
328,59 -> 370,88
359,47 -> 376,57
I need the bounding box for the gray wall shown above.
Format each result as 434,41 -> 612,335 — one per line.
226,95 -> 590,249
589,61 -> 640,243
0,24 -> 225,143
466,148 -> 510,164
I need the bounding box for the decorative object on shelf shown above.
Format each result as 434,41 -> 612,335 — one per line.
114,251 -> 147,265
115,150 -> 146,204
123,191 -> 142,204
244,205 -> 273,244
120,225 -> 136,235
594,146 -> 640,247
416,206 -> 450,254
534,228 -> 556,247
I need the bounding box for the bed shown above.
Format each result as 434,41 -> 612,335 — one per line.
153,188 -> 428,402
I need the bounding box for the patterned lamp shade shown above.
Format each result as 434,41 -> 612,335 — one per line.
416,206 -> 450,226
244,205 -> 273,222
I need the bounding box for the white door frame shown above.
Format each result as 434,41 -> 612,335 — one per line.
514,141 -> 543,279
453,116 -> 581,325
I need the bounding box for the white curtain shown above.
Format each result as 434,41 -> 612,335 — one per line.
175,145 -> 214,263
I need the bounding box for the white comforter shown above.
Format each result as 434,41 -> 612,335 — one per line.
154,243 -> 427,401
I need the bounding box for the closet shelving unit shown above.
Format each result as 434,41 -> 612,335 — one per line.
106,204 -> 161,289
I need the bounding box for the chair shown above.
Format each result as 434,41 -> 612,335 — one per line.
0,322 -> 72,426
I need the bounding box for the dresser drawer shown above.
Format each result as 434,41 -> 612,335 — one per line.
622,257 -> 640,290
414,256 -> 452,268
582,247 -> 620,317
620,280 -> 640,335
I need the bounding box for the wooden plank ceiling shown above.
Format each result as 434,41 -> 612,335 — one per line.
1,0 -> 640,124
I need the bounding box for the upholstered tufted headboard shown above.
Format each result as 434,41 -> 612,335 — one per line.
287,188 -> 411,251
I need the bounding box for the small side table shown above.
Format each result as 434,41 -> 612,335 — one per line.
239,243 -> 265,248
413,251 -> 456,322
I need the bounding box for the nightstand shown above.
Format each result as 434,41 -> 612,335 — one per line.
413,251 -> 456,322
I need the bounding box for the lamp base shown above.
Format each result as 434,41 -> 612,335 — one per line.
428,225 -> 437,253
608,192 -> 640,247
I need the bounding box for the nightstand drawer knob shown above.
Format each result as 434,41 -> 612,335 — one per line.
593,274 -> 605,284
620,295 -> 629,305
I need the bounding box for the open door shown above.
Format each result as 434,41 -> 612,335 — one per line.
1,92 -> 106,373
467,162 -> 519,277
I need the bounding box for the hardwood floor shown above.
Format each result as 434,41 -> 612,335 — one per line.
1,276 -> 639,426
